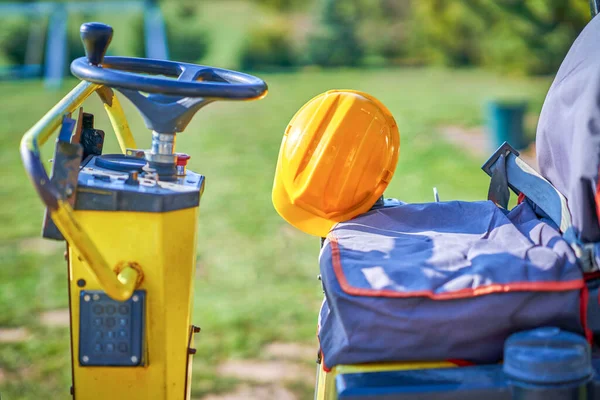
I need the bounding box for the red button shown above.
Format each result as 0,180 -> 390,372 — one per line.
176,153 -> 190,166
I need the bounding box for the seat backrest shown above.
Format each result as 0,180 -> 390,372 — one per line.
536,15 -> 600,243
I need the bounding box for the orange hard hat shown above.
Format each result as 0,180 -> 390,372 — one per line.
272,90 -> 400,237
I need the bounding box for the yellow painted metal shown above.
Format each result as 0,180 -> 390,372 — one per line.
315,361 -> 457,400
336,361 -> 456,374
68,207 -> 199,400
96,86 -> 137,152
53,202 -> 140,301
21,80 -> 142,301
316,363 -> 336,400
21,81 -> 99,152
22,75 -> 200,398
185,329 -> 196,400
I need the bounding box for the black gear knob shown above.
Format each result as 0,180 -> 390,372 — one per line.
80,22 -> 113,66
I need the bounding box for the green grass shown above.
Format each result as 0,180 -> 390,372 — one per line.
0,67 -> 552,399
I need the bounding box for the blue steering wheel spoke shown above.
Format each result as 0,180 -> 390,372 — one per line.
117,88 -> 210,133
192,68 -> 230,84
177,65 -> 205,82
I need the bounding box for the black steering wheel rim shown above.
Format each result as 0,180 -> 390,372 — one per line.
70,56 -> 268,99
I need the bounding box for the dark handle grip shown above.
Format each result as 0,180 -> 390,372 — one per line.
80,22 -> 113,66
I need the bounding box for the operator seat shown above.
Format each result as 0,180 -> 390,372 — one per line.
536,13 -> 600,247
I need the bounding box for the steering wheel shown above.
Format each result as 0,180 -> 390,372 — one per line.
70,22 -> 268,133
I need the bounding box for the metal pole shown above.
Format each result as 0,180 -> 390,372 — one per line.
44,4 -> 67,89
144,1 -> 169,60
590,0 -> 600,17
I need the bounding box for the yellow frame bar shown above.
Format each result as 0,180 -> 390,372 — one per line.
21,81 -> 137,152
96,86 -> 137,152
20,81 -> 140,301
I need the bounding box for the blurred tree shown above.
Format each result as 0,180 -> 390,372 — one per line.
252,0 -> 312,12
307,0 -> 365,67
412,0 -> 487,67
412,0 -> 589,75
359,0 -> 414,66
0,18 -> 31,65
164,21 -> 209,64
129,14 -> 146,58
239,22 -> 297,70
66,12 -> 93,68
130,11 -> 209,64
170,0 -> 198,20
379,0 -> 412,21
478,0 -> 589,75
378,22 -> 410,63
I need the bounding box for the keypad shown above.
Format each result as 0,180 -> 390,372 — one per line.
79,290 -> 145,366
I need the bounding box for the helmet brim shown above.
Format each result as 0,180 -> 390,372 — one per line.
272,159 -> 335,237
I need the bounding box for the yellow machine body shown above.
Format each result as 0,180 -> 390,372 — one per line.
19,19 -> 270,398
20,81 -> 206,399
68,207 -> 199,399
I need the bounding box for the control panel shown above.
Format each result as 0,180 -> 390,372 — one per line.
74,155 -> 205,213
79,290 -> 146,366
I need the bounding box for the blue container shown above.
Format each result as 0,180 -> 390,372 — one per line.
504,327 -> 593,400
487,100 -> 528,150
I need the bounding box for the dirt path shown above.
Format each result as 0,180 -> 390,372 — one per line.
0,327 -> 30,343
39,309 -> 70,327
201,384 -> 297,400
17,237 -> 64,255
199,342 -> 316,400
439,125 -> 539,171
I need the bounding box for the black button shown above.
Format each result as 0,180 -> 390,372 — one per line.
93,305 -> 103,315
118,305 -> 129,315
106,317 -> 116,328
106,305 -> 116,315
93,174 -> 111,182
118,342 -> 128,353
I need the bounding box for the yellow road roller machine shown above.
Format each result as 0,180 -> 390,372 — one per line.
19,22 -> 267,399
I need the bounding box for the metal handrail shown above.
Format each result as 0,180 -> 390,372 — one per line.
20,81 -> 141,301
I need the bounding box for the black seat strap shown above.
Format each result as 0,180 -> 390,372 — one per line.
487,153 -> 510,210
